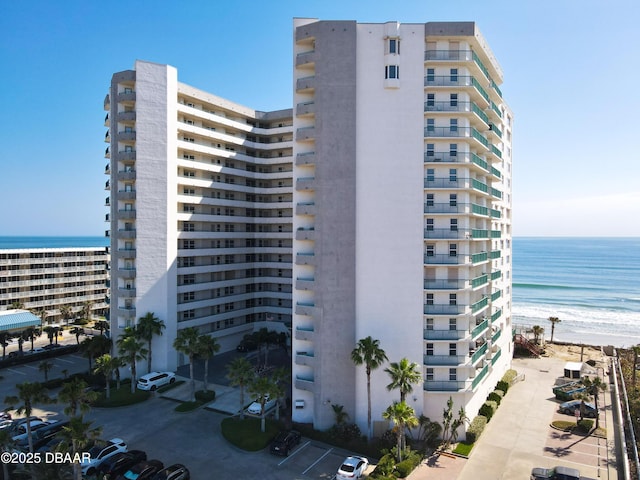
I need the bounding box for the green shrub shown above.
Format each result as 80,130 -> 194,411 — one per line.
487,390 -> 503,405
466,415 -> 487,443
370,454 -> 395,478
496,380 -> 509,394
221,417 -> 281,451
328,423 -> 361,442
393,449 -> 422,478
195,390 -> 216,402
501,369 -> 518,384
576,419 -> 594,433
478,401 -> 497,422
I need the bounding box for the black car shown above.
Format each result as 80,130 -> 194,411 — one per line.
97,450 -> 147,477
115,460 -> 164,480
269,430 -> 301,456
152,463 -> 190,480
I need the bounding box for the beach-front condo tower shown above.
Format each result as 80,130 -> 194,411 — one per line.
291,20 -> 513,432
104,61 -> 293,371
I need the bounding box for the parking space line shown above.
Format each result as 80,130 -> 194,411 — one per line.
5,368 -> 26,375
56,358 -> 74,364
302,447 -> 333,475
23,365 -> 38,370
278,440 -> 311,466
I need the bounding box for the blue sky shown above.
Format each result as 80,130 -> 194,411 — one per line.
1,0 -> 638,236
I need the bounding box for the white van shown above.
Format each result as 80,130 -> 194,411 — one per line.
137,371 -> 176,391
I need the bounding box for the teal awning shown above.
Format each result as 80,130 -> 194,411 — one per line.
0,310 -> 42,333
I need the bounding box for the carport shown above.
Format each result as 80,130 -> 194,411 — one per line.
0,309 -> 42,334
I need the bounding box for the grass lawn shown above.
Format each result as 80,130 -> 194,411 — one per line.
94,386 -> 151,407
452,442 -> 474,456
220,417 -> 282,451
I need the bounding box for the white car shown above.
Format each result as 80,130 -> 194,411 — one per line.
11,420 -> 53,441
81,438 -> 127,476
246,394 -> 277,416
137,371 -> 176,391
336,456 -> 369,480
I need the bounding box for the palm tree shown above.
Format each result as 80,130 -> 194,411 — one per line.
94,319 -> 110,336
583,376 -> 607,429
81,301 -> 93,323
136,312 -> 165,374
117,332 -> 148,394
0,332 -> 10,360
70,327 -> 84,344
351,336 -> 388,439
0,428 -> 14,480
572,390 -> 592,422
385,358 -> 422,402
532,325 -> 544,344
548,316 -> 561,343
173,327 -> 200,402
4,382 -> 53,452
58,378 -> 98,418
43,325 -> 57,345
332,404 -> 349,425
60,416 -> 102,480
382,401 -> 419,462
59,304 -> 74,326
39,360 -> 54,382
10,300 -> 24,310
248,375 -> 281,433
197,335 -> 220,394
226,357 -> 255,419
94,354 -> 122,400
23,327 -> 41,351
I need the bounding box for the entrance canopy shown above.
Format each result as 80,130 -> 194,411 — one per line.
0,309 -> 42,334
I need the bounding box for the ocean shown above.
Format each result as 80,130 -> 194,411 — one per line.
1,236 -> 638,347
512,237 -> 640,348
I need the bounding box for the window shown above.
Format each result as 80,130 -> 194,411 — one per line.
426,343 -> 434,356
449,343 -> 457,356
449,119 -> 458,133
426,193 -> 434,207
426,68 -> 435,83
426,368 -> 434,381
180,257 -> 194,267
183,188 -> 195,196
449,293 -> 457,305
426,143 -> 435,157
183,223 -> 195,232
449,368 -> 457,381
182,309 -> 195,320
425,318 -> 434,330
183,170 -> 195,177
182,274 -> 195,285
449,243 -> 457,257
449,144 -> 457,157
450,93 -> 458,108
449,194 -> 457,207
426,119 -> 435,133
183,205 -> 195,213
388,38 -> 400,54
385,65 -> 399,79
182,240 -> 195,249
182,292 -> 195,302
426,293 -> 434,305
449,168 -> 457,182
426,218 -> 434,231
450,219 -> 458,231
426,93 -> 435,108
426,244 -> 435,257
450,68 -> 458,83
449,318 -> 457,331
426,168 -> 435,182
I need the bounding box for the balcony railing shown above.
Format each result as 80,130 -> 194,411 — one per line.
424,254 -> 469,265
424,380 -> 466,392
423,354 -> 466,366
491,309 -> 502,322
424,279 -> 467,290
491,290 -> 502,302
472,363 -> 489,389
491,347 -> 502,365
491,270 -> 502,281
423,304 -> 466,315
425,49 -> 473,61
471,252 -> 488,264
424,102 -> 489,124
424,178 -> 463,188
424,228 -> 471,240
471,318 -> 489,338
424,329 -> 468,341
471,274 -> 488,289
424,202 -> 468,214
471,342 -> 488,363
490,250 -> 501,260
471,297 -> 489,314
424,127 -> 489,147
492,328 -> 502,343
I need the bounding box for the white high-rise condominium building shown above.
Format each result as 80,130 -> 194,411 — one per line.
104,61 -> 293,371
291,19 -> 513,432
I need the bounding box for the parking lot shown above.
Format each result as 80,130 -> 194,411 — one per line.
1,351 -> 372,480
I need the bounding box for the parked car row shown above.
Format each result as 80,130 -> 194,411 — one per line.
531,465 -> 596,480
557,400 -> 598,419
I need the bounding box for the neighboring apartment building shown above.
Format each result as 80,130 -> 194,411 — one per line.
0,247 -> 110,324
104,61 -> 293,371
291,20 -> 513,431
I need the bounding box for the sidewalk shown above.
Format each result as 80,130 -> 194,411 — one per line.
409,352 -> 619,480
159,375 -> 243,415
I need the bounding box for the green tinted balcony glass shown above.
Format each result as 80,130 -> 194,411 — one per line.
492,308 -> 502,322
472,229 -> 488,239
471,251 -> 488,264
490,208 -> 501,218
490,250 -> 501,260
491,347 -> 502,365
492,328 -> 502,343
471,77 -> 490,103
471,318 -> 488,338
470,153 -> 488,171
491,144 -> 502,158
472,364 -> 489,389
472,297 -> 488,313
491,290 -> 502,302
489,123 -> 503,138
491,166 -> 501,179
490,101 -> 501,118
472,204 -> 488,216
471,342 -> 488,363
471,102 -> 489,125
472,51 -> 490,79
491,229 -> 502,238
491,270 -> 502,281
471,179 -> 488,193
471,274 -> 488,288
471,128 -> 489,147
491,188 -> 502,199
491,80 -> 503,98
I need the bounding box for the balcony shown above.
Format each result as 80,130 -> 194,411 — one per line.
118,131 -> 136,142
471,274 -> 488,289
296,126 -> 315,142
423,354 -> 465,366
105,163 -> 111,174
104,94 -> 110,110
471,318 -> 489,339
104,180 -> 110,190
423,329 -> 467,341
118,209 -> 136,220
491,290 -> 502,302
295,228 -> 315,241
118,150 -> 136,161
118,190 -> 136,201
491,309 -> 502,322
491,270 -> 502,281
424,228 -> 471,240
488,123 -> 503,139
294,326 -> 314,341
424,380 -> 466,392
491,347 -> 502,365
117,229 -> 136,239
423,304 -> 466,315
117,111 -> 136,122
295,277 -> 315,290
295,151 -> 315,166
491,328 -> 502,343
296,202 -> 316,216
105,147 -> 110,159
296,101 -> 315,117
471,252 -> 488,264
117,306 -> 136,317
296,50 -> 316,67
105,130 -> 110,143
117,169 -> 136,181
425,49 -> 473,62
296,75 -> 316,92
295,302 -> 315,316
104,213 -> 110,222
295,352 -> 315,367
490,250 -> 501,260
471,342 -> 488,364
118,248 -> 136,259
295,253 -> 316,266
118,287 -> 136,298
424,202 -> 467,214
424,178 -> 463,189
471,297 -> 489,314
295,376 -> 315,391
117,91 -> 136,102
424,279 -> 467,290
472,363 -> 489,389
104,197 -> 110,206
295,177 -> 315,191
424,254 -> 468,265
118,268 -> 136,279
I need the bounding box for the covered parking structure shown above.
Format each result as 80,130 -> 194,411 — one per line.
0,309 -> 42,334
